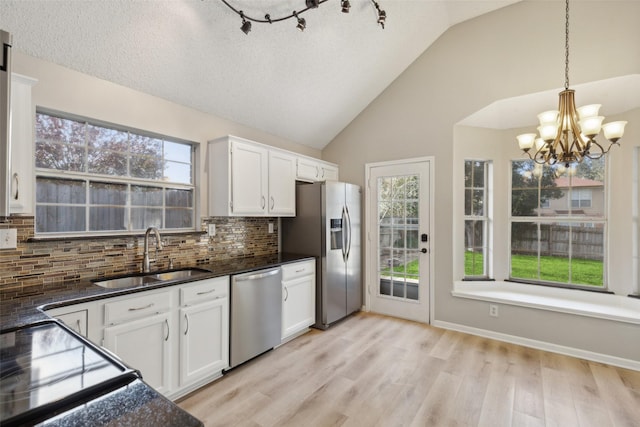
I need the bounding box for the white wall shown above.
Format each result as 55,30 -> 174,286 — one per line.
11,51 -> 321,217
323,1 -> 640,361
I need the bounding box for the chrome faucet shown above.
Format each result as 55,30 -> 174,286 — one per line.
142,227 -> 163,273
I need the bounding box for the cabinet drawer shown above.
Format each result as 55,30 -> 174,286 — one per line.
281,260 -> 315,281
104,291 -> 171,325
180,276 -> 229,306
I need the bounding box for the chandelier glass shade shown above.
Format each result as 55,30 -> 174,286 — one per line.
516,0 -> 626,167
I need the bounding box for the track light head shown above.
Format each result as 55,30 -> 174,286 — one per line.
306,0 -> 319,8
372,1 -> 386,29
240,11 -> 251,34
341,0 -> 351,13
377,9 -> 386,29
294,11 -> 306,31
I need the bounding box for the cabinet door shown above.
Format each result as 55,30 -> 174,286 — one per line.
268,150 -> 296,216
54,309 -> 88,337
10,74 -> 37,215
231,141 -> 268,215
179,298 -> 229,387
320,164 -> 339,181
104,313 -> 172,395
282,275 -> 315,340
296,157 -> 320,182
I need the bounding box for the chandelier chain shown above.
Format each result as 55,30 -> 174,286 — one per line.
564,0 -> 570,90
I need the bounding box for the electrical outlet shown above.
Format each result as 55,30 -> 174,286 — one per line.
0,229 -> 17,250
208,224 -> 216,236
489,304 -> 499,317
268,223 -> 274,234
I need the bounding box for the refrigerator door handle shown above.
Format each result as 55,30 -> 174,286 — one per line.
341,207 -> 348,262
345,205 -> 352,261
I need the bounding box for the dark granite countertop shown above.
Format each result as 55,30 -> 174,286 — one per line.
35,379 -> 203,427
1,252 -> 315,329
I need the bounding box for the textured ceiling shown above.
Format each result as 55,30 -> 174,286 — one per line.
0,0 -> 519,149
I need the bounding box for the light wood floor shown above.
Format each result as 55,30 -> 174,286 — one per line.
178,312 -> 640,427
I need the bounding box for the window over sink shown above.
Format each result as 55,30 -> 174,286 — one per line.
34,110 -> 196,235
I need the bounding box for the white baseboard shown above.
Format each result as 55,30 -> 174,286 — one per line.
432,320 -> 640,372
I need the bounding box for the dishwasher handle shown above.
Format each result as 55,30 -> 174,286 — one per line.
234,268 -> 281,282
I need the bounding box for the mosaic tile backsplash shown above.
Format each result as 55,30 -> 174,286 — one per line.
0,216 -> 278,290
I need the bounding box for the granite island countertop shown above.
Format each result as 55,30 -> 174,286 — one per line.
1,252 -> 315,329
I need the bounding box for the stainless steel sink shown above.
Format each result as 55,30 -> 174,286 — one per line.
93,268 -> 210,289
93,275 -> 161,289
150,269 -> 209,281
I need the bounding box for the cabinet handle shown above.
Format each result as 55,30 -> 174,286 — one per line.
261,196 -> 266,209
165,319 -> 170,341
315,166 -> 320,178
184,313 -> 189,335
295,269 -> 305,273
12,173 -> 18,200
128,302 -> 154,311
284,286 -> 289,302
197,289 -> 215,295
270,196 -> 275,210
75,319 -> 82,335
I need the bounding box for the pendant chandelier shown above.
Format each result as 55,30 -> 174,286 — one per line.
221,0 -> 387,35
516,0 -> 626,167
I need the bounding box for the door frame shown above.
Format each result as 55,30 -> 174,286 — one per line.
364,157 -> 435,324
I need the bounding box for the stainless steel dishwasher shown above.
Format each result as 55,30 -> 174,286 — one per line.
229,267 -> 282,369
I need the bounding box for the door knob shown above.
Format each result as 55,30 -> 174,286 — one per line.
420,248 -> 427,253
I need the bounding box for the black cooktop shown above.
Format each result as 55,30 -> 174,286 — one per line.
0,321 -> 138,426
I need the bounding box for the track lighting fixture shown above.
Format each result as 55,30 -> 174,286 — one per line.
294,11 -> 306,32
240,11 -> 251,34
220,0 -> 387,34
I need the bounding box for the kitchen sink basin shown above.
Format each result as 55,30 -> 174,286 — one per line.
93,275 -> 161,289
150,268 -> 210,281
93,268 -> 210,289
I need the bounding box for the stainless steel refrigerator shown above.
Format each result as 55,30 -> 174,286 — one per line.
282,181 -> 362,329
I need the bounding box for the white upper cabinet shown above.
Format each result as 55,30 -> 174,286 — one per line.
268,149 -> 296,216
296,156 -> 339,183
208,135 -> 295,216
9,74 -> 37,215
230,140 -> 268,215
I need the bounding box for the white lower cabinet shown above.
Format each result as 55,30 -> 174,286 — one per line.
52,309 -> 87,337
102,291 -> 173,395
178,277 -> 229,389
96,277 -> 230,399
45,300 -> 100,342
104,312 -> 173,395
281,260 -> 316,341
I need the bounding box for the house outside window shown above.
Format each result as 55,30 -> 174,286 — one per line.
464,160 -> 491,278
510,158 -> 606,289
34,110 -> 196,235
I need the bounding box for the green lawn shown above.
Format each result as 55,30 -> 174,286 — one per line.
384,252 -> 604,287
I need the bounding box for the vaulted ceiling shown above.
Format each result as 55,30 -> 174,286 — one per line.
0,0 -> 520,149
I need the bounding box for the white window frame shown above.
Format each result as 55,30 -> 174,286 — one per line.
34,109 -> 198,236
508,160 -> 607,290
463,159 -> 493,279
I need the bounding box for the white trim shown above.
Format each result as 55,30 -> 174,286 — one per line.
364,156 -> 435,324
453,280 -> 640,324
433,319 -> 640,371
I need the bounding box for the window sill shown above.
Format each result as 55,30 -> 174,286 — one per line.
452,281 -> 640,325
